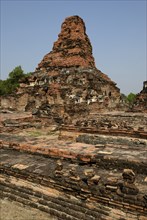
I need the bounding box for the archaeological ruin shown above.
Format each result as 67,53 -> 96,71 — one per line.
131,81 -> 147,113
0,16 -> 147,220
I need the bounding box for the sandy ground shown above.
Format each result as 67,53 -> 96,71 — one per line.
0,198 -> 57,220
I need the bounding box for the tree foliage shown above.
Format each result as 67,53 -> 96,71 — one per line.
0,66 -> 31,95
8,66 -> 25,83
126,93 -> 136,103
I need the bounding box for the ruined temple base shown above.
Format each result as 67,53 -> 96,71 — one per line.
0,111 -> 147,220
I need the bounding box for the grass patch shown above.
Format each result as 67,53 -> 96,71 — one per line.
27,131 -> 43,137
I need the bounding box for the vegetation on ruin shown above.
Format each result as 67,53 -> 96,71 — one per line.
0,66 -> 32,95
27,130 -> 43,137
126,93 -> 137,103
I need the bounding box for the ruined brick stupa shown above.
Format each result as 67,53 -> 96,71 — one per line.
12,16 -> 121,122
36,16 -> 95,70
132,81 -> 147,112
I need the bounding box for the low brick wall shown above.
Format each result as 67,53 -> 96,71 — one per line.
61,112 -> 147,139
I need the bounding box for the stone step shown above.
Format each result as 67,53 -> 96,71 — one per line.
0,188 -> 80,220
1,174 -> 146,219
0,180 -> 93,213
0,181 -> 107,220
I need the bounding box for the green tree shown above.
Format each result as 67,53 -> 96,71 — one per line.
126,93 -> 136,103
0,66 -> 31,95
0,80 -> 6,95
8,66 -> 25,83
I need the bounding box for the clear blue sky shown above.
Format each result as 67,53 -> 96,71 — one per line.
1,0 -> 146,95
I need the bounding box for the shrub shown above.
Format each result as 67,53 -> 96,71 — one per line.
0,66 -> 32,95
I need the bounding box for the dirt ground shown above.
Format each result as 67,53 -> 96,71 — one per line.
0,198 -> 57,220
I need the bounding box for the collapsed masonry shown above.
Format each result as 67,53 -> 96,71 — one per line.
132,81 -> 147,112
1,16 -> 121,124
0,122 -> 147,220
